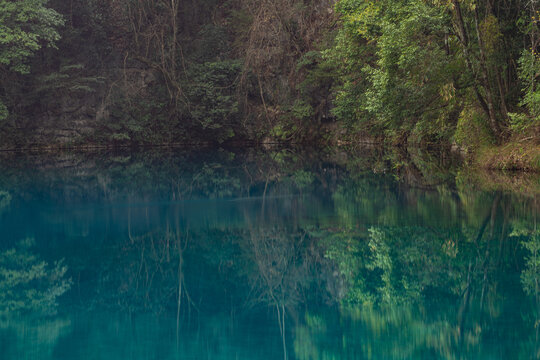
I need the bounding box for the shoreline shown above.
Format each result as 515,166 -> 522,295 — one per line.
0,138 -> 538,173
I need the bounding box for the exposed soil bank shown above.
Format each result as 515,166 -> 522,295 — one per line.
474,139 -> 540,172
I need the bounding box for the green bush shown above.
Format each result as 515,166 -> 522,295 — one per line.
454,108 -> 495,150
508,50 -> 540,133
185,60 -> 242,142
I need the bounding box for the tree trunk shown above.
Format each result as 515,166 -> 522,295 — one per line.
451,0 -> 490,117
451,0 -> 501,142
473,5 -> 501,141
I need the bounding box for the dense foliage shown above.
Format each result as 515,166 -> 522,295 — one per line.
326,0 -> 539,147
0,0 -> 63,121
0,0 -> 537,150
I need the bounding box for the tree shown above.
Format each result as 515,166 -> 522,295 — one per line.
0,0 -> 63,120
329,0 -> 461,143
329,0 -> 529,144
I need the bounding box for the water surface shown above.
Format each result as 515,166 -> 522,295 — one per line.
0,148 -> 538,359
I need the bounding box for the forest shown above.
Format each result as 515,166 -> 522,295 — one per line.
1,2 -> 539,358
0,0 -> 538,168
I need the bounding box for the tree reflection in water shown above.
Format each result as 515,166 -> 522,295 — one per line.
0,149 -> 537,359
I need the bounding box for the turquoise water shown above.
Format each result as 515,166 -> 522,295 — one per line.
0,149 -> 538,359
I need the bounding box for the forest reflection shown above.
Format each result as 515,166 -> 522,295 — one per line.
0,149 -> 538,359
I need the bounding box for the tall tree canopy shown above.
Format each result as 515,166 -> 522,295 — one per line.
328,0 -> 538,145
0,0 -> 63,120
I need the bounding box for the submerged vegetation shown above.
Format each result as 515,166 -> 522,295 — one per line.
0,0 -> 537,167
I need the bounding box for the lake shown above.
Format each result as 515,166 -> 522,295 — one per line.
0,147 -> 538,359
